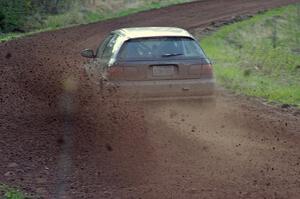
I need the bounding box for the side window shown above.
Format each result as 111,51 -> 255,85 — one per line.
101,34 -> 119,60
94,34 -> 119,71
96,34 -> 114,58
96,35 -> 111,58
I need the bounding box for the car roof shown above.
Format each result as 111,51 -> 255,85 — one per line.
113,27 -> 194,39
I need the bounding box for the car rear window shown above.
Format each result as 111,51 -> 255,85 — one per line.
117,37 -> 207,61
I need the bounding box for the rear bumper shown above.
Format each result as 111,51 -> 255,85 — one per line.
104,78 -> 215,99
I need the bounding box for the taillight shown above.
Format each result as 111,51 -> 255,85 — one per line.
201,64 -> 213,78
106,66 -> 123,80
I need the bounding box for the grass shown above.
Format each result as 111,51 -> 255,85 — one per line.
201,4 -> 300,106
0,0 -> 192,42
0,29 -> 49,42
0,184 -> 27,199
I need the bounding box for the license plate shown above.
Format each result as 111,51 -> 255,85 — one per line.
152,66 -> 175,76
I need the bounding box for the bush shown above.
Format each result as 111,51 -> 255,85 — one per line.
0,0 -> 31,33
0,0 -> 77,33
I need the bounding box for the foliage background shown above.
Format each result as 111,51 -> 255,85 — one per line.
0,0 -> 192,34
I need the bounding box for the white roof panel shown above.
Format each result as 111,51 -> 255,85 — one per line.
114,27 -> 193,39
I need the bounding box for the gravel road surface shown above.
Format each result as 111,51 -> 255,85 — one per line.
1,0 -> 300,198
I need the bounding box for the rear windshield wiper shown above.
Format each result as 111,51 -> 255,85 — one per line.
161,53 -> 183,57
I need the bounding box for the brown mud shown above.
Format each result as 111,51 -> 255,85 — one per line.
1,0 -> 300,198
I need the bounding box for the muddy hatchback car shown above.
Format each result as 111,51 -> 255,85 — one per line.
81,27 -> 215,100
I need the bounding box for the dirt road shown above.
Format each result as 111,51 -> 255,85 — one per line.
1,0 -> 300,198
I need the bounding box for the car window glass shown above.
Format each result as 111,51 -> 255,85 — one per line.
102,34 -> 119,60
96,34 -> 114,58
117,37 -> 206,61
182,40 -> 206,57
158,38 -> 184,55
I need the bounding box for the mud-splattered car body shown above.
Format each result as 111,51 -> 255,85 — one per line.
81,27 -> 215,100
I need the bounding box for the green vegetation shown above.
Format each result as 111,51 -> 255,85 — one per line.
0,184 -> 26,199
0,0 -> 192,42
0,0 -> 75,33
201,4 -> 300,106
40,0 -> 187,29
